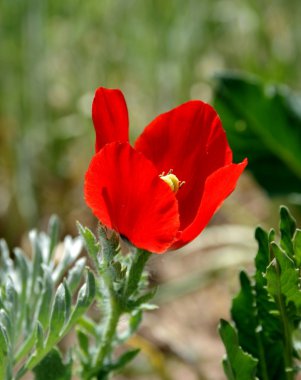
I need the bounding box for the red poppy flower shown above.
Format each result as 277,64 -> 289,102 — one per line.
85,87 -> 247,254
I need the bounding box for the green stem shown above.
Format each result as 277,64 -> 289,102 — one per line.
93,294 -> 121,369
278,294 -> 294,380
255,330 -> 269,380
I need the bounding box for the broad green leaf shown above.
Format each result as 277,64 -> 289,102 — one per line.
267,243 -> 301,310
279,206 -> 296,258
33,347 -> 72,380
213,72 -> 301,195
254,227 -> 269,284
231,272 -> 258,357
219,320 -> 258,380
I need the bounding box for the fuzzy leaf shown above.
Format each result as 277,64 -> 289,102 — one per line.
47,215 -> 60,263
66,257 -> 86,293
37,267 -> 54,329
77,223 -> 100,269
219,320 -> 258,380
47,284 -> 66,344
52,236 -> 82,284
0,324 -> 9,379
65,270 -> 95,329
98,227 -> 120,264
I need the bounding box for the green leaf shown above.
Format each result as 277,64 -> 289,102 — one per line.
267,242 -> 301,310
29,231 -> 44,296
124,250 -> 151,298
47,215 -> 60,263
108,348 -> 140,371
33,347 -> 72,380
279,206 -> 296,258
46,284 -> 66,345
0,239 -> 13,275
65,270 -> 96,329
126,287 -> 157,311
37,267 -> 54,329
52,236 -> 82,284
213,72 -> 301,195
254,227 -> 270,281
36,322 -> 44,351
76,329 -> 90,361
98,227 -> 120,264
77,223 -> 100,269
219,320 -> 258,380
293,229 -> 301,266
231,272 -> 258,357
0,324 -> 9,379
66,257 -> 86,293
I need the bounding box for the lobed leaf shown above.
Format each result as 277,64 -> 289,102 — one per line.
219,319 -> 258,380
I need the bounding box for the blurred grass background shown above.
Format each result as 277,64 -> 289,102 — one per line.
1,0 -> 301,244
1,1 -> 301,379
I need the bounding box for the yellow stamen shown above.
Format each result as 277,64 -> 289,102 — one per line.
159,171 -> 185,193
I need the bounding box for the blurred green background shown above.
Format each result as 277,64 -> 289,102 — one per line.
1,0 -> 301,245
1,1 -> 301,379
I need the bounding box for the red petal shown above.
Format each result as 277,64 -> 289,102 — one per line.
92,87 -> 129,152
171,159 -> 248,249
135,100 -> 233,231
84,142 -> 180,253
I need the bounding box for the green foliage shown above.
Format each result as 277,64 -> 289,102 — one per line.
0,217 -> 95,380
213,73 -> 301,195
0,219 -> 155,379
77,224 -> 154,379
33,348 -> 72,380
219,319 -> 258,380
220,206 -> 301,380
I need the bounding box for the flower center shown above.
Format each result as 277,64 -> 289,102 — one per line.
159,170 -> 185,193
